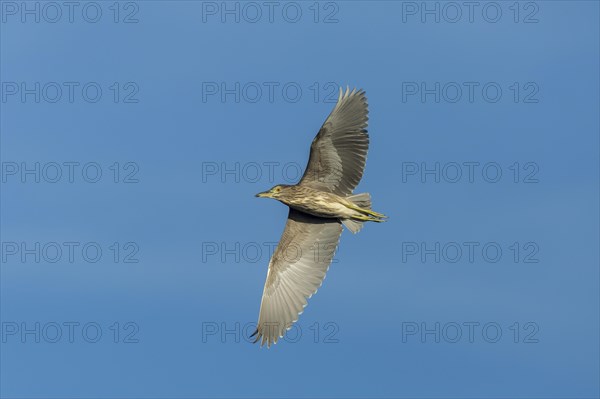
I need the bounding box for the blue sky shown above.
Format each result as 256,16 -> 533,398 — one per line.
1,1 -> 598,398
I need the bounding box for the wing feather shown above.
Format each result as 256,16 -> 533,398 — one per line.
299,87 -> 369,195
252,209 -> 342,347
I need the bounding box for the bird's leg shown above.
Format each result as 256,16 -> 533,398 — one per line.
361,209 -> 388,218
351,214 -> 386,222
344,203 -> 388,219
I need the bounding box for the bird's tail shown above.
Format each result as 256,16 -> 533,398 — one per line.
341,218 -> 365,234
341,193 -> 387,234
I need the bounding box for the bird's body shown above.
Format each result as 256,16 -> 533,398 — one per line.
252,87 -> 387,347
257,184 -> 385,222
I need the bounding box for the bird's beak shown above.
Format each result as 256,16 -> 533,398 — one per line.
255,191 -> 270,198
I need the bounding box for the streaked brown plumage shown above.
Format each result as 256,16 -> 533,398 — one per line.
252,87 -> 386,347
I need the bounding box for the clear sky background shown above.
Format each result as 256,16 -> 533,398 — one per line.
1,1 -> 598,398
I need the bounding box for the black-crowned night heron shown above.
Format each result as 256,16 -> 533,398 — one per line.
252,87 -> 386,347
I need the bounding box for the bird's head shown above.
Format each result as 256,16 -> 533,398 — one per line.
255,185 -> 287,199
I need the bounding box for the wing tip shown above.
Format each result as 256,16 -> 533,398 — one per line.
251,323 -> 286,348
336,85 -> 368,112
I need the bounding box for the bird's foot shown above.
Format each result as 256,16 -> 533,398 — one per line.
353,214 -> 386,223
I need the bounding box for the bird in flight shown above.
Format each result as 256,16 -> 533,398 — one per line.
252,87 -> 386,347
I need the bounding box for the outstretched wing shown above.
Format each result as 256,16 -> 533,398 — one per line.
252,209 -> 343,347
299,87 -> 369,196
